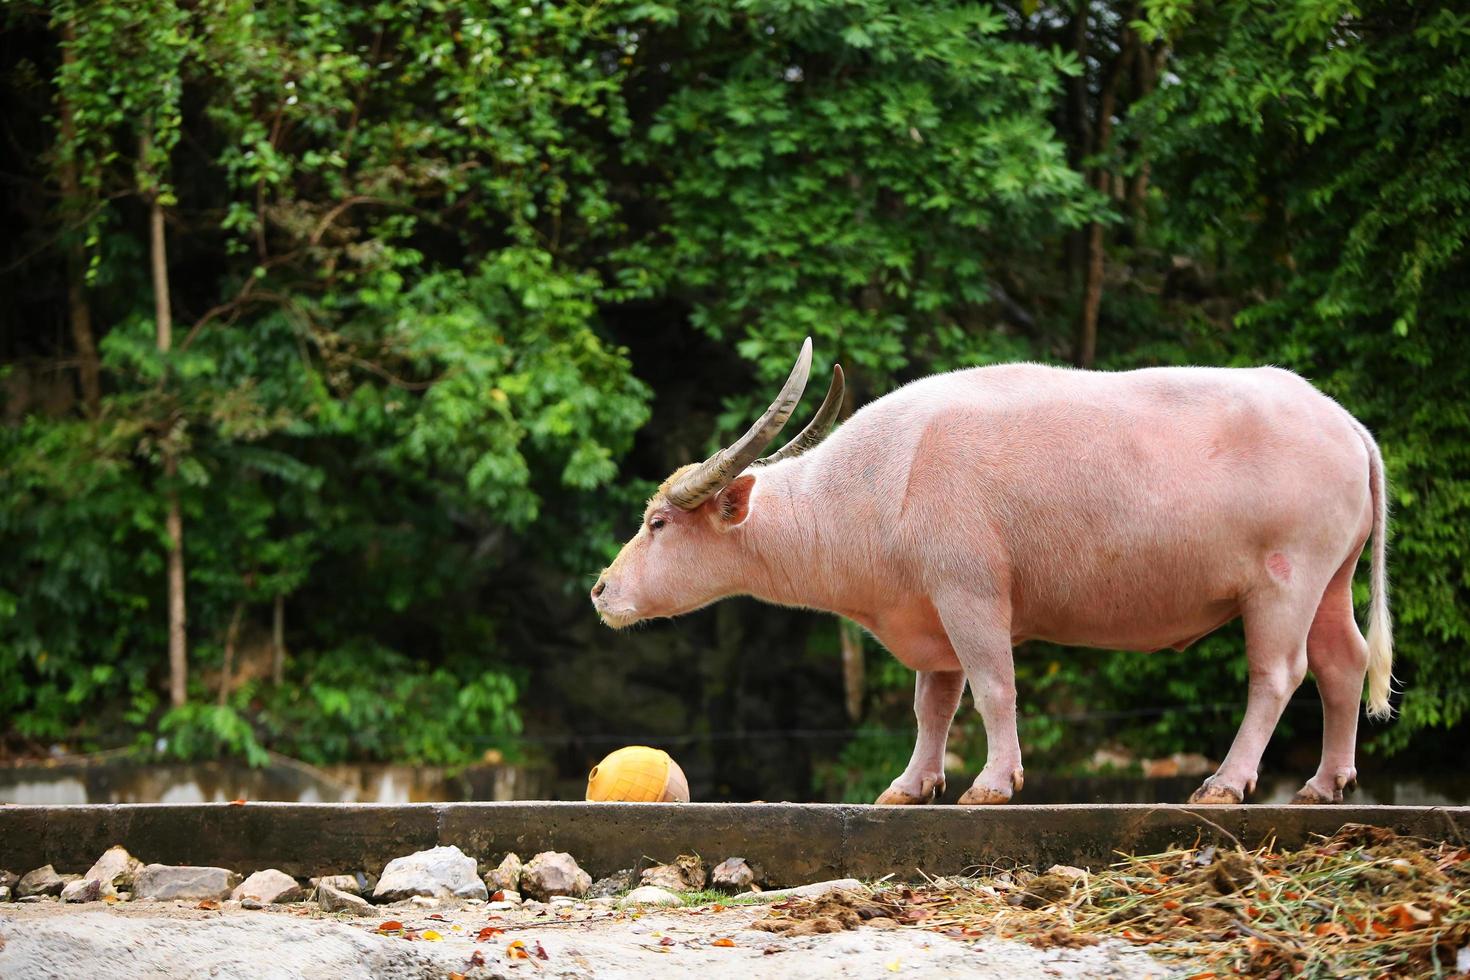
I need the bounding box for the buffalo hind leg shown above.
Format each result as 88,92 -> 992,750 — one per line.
876,669 -> 966,805
1189,595 -> 1312,805
1293,559 -> 1369,804
932,593 -> 1024,805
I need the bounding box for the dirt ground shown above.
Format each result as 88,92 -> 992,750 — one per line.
0,896 -> 1168,979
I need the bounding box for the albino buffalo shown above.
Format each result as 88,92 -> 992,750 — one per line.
592,340 -> 1392,806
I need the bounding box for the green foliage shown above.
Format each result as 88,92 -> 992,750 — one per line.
1,0 -> 1466,789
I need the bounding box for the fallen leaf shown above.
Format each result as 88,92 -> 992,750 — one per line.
1162,900 -> 1181,911
428,913 -> 446,921
886,959 -> 901,973
196,900 -> 221,911
659,937 -> 675,946
449,974 -> 465,980
492,890 -> 505,902
467,950 -> 486,969
1312,923 -> 1348,938
507,940 -> 529,960
422,930 -> 443,941
533,941 -> 549,960
377,921 -> 404,935
712,904 -> 727,912
712,937 -> 736,947
477,926 -> 504,941
1385,904 -> 1433,931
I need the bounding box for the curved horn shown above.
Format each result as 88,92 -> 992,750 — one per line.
754,363 -> 844,467
665,337 -> 813,510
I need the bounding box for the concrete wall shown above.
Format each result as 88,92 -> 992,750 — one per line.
2,803 -> 1465,884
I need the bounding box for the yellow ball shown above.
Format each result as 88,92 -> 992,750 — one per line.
585,746 -> 690,803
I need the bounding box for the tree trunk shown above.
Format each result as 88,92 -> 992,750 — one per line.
1064,1 -> 1092,286
271,594 -> 286,685
219,602 -> 245,706
144,130 -> 188,708
58,21 -> 100,414
1075,9 -> 1137,369
839,618 -> 865,723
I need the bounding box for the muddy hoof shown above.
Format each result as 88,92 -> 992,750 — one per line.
957,786 -> 1012,805
1187,781 -> 1244,805
875,778 -> 943,806
957,769 -> 1023,806
1290,785 -> 1340,805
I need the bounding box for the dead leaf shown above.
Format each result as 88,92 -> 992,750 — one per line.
427,913 -> 446,921
196,900 -> 221,911
507,940 -> 529,960
533,941 -> 549,960
477,926 -> 504,941
422,930 -> 443,941
712,937 -> 736,948
492,890 -> 505,902
376,921 -> 405,935
467,950 -> 486,969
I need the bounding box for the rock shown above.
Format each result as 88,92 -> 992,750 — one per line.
17,866 -> 67,898
486,900 -> 517,912
132,865 -> 242,902
711,857 -> 756,893
232,869 -> 303,905
483,852 -> 522,893
311,875 -> 360,897
317,882 -> 373,917
586,869 -> 635,899
240,898 -> 263,910
82,846 -> 143,898
372,845 -> 487,903
749,879 -> 865,903
498,890 -> 521,904
624,886 -> 681,907
61,878 -> 102,903
520,852 -> 591,902
0,886 -> 11,902
1046,864 -> 1089,883
0,870 -> 17,891
639,854 -> 705,893
409,895 -> 439,908
18,894 -> 50,904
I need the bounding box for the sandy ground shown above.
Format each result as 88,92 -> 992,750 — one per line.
0,897 -> 1173,979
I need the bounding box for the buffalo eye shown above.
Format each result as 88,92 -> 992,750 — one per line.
649,517 -> 666,532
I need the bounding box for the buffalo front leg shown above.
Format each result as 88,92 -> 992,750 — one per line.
876,669 -> 965,805
933,593 -> 1024,805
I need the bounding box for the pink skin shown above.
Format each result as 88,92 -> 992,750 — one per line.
593,363 -> 1393,806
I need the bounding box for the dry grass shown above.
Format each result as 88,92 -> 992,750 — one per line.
753,823 -> 1470,978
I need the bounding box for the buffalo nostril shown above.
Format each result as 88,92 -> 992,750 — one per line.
591,579 -> 606,599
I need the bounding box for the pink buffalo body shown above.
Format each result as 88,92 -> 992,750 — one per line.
593,354 -> 1392,806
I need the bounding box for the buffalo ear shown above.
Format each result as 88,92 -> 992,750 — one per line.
715,473 -> 757,528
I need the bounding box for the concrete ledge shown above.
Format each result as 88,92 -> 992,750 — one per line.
2,803 -> 1465,884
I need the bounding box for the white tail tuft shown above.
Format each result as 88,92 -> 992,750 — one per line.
1359,425 -> 1394,720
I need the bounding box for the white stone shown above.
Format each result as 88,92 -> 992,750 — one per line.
373,846 -> 487,903
132,865 -> 242,903
623,886 -> 681,907
520,852 -> 591,901
232,869 -> 304,904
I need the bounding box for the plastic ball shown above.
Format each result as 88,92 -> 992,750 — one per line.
585,745 -> 690,803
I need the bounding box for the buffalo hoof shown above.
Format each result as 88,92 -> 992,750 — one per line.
1292,769 -> 1356,805
875,776 -> 944,806
957,768 -> 1023,806
1187,780 -> 1244,805
1290,785 -> 1339,805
